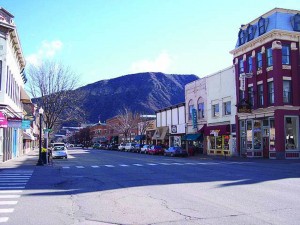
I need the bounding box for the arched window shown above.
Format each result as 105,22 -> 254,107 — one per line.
197,98 -> 204,119
188,100 -> 194,120
258,17 -> 266,35
247,25 -> 256,41
238,29 -> 246,45
292,14 -> 300,31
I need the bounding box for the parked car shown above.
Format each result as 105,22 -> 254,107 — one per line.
98,144 -> 107,149
125,143 -> 136,152
52,146 -> 68,159
164,146 -> 188,157
147,145 -> 164,155
93,143 -> 100,149
107,143 -> 119,150
133,144 -> 144,153
118,143 -> 126,151
140,145 -> 152,154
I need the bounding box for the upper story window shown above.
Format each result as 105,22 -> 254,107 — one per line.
248,86 -> 254,107
258,17 -> 267,35
188,100 -> 194,120
256,52 -> 263,69
283,80 -> 292,104
212,104 -> 219,117
292,14 -> 300,31
238,30 -> 246,45
224,101 -> 231,115
197,101 -> 204,119
257,84 -> 264,107
247,56 -> 253,73
239,58 -> 244,73
266,47 -> 273,67
247,25 -> 256,41
282,45 -> 290,65
268,81 -> 274,105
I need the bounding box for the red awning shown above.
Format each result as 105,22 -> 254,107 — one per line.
204,124 -> 230,136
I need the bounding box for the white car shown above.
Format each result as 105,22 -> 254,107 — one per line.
52,146 -> 68,159
124,143 -> 135,152
140,145 -> 152,154
118,143 -> 126,151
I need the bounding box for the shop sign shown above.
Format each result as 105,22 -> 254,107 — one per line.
22,120 -> 31,129
171,125 -> 177,133
237,99 -> 252,113
192,108 -> 197,129
210,130 -> 220,137
0,112 -> 8,128
8,118 -> 22,128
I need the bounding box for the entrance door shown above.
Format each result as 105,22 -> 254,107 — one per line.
263,137 -> 269,158
12,129 -> 17,158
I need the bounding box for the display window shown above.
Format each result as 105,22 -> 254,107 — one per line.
253,120 -> 262,150
269,118 -> 275,151
285,117 -> 298,150
223,135 -> 230,150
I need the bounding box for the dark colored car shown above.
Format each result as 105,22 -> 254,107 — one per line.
147,145 -> 164,155
107,143 -> 119,150
133,144 -> 144,153
164,146 -> 188,157
93,143 -> 100,149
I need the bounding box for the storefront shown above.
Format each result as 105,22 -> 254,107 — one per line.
152,126 -> 169,147
134,135 -> 146,144
182,133 -> 203,155
205,124 -> 236,156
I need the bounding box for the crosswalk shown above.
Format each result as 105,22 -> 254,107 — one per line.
0,170 -> 33,223
61,161 -> 226,169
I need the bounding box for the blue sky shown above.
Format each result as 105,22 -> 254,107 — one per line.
1,0 -> 300,86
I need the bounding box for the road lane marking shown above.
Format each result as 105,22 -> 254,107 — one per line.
104,165 -> 114,167
0,195 -> 21,199
0,191 -> 22,194
119,164 -> 129,167
185,162 -> 197,165
133,164 -> 143,166
0,187 -> 25,189
0,180 -> 28,182
76,166 -> 84,169
147,163 -> 157,166
172,163 -> 184,165
0,183 -> 26,186
91,166 -> 99,168
0,217 -> 9,223
62,166 -> 70,169
0,209 -> 14,213
159,163 -> 172,165
0,201 -> 18,205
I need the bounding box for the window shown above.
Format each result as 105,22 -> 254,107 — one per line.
256,52 -> 262,69
197,102 -> 204,119
247,56 -> 253,73
239,59 -> 244,73
188,102 -> 194,120
248,86 -> 254,106
268,82 -> 274,105
212,104 -> 219,117
253,120 -> 262,150
0,61 -> 2,91
266,47 -> 273,67
292,14 -> 300,31
258,17 -> 266,35
246,120 -> 253,150
285,117 -> 298,150
282,45 -> 290,65
257,84 -> 264,107
283,80 -> 292,104
247,25 -> 256,41
239,30 -> 245,45
269,118 -> 275,151
224,101 -> 231,115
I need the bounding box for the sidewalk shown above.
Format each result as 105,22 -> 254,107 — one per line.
0,148 -> 40,170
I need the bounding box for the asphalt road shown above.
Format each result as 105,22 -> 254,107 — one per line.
1,148 -> 300,225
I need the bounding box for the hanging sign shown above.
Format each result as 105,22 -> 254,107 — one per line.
0,112 -> 8,128
192,108 -> 197,129
22,120 -> 31,129
8,118 -> 22,128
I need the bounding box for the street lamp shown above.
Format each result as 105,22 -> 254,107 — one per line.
36,107 -> 44,166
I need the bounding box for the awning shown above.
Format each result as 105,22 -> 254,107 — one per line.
152,126 -> 169,140
182,133 -> 203,141
198,124 -> 206,133
134,135 -> 146,141
23,132 -> 35,140
20,87 -> 32,104
204,124 -> 230,136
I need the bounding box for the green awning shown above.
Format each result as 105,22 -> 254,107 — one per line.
182,133 -> 203,141
134,135 -> 146,141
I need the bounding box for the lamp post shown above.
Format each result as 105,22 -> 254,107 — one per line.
36,107 -> 44,166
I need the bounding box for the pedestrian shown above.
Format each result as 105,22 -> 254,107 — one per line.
48,148 -> 53,165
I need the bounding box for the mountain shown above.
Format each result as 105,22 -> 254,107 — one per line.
78,72 -> 199,123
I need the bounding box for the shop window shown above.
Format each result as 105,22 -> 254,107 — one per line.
209,136 -> 216,149
224,101 -> 231,115
256,52 -> 262,69
239,58 -> 244,74
258,17 -> 266,35
188,100 -> 194,120
238,29 -> 246,45
253,120 -> 262,150
292,14 -> 300,31
257,84 -> 264,107
247,56 -> 252,73
197,102 -> 204,119
223,135 -> 230,150
216,136 -> 222,149
266,47 -> 273,67
247,25 -> 256,41
285,117 -> 298,150
283,80 -> 292,104
269,118 -> 275,151
248,86 -> 254,107
268,81 -> 274,105
282,45 -> 290,65
246,120 -> 253,150
212,104 -> 219,117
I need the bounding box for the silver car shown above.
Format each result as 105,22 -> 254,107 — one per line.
52,146 -> 68,159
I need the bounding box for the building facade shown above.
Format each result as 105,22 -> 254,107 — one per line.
230,8 -> 300,159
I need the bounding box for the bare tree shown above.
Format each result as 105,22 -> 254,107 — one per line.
26,60 -> 86,131
108,108 -> 140,142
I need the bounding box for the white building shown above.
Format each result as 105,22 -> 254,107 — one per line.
206,66 -> 237,156
154,103 -> 185,147
0,8 -> 31,162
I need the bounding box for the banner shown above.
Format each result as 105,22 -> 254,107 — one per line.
22,120 -> 31,129
0,112 -> 8,128
192,108 -> 197,129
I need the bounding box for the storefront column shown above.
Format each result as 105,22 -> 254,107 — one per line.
274,110 -> 285,159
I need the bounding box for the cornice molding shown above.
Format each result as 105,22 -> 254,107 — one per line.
230,30 -> 300,58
